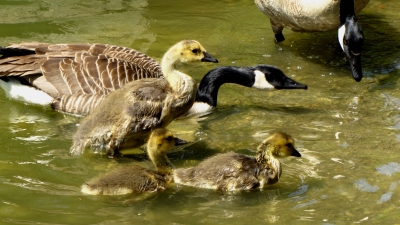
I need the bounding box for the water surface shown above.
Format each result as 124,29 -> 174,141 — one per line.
0,0 -> 400,224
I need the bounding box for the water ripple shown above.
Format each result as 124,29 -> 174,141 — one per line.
354,179 -> 379,192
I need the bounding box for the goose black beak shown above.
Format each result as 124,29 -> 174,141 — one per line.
201,52 -> 218,63
291,148 -> 302,157
347,53 -> 363,82
279,76 -> 308,90
174,137 -> 188,146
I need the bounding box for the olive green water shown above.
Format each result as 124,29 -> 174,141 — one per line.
0,0 -> 400,224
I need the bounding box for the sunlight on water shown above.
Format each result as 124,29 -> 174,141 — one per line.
0,0 -> 400,224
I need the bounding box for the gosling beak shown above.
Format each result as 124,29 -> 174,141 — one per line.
291,148 -> 302,157
201,52 -> 218,63
174,137 -> 187,146
279,76 -> 308,90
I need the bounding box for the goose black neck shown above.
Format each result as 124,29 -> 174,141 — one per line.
196,67 -> 254,107
0,47 -> 35,58
340,0 -> 356,25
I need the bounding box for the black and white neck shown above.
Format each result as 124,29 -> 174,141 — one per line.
185,65 -> 307,117
338,0 -> 364,82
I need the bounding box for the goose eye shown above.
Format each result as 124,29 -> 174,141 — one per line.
343,39 -> 349,46
286,143 -> 293,148
192,49 -> 199,54
166,136 -> 173,142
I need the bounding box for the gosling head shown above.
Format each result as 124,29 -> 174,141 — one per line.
257,131 -> 301,158
147,128 -> 187,155
167,40 -> 218,64
147,128 -> 186,175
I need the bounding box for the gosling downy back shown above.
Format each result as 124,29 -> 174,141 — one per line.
70,40 -> 217,156
81,128 -> 184,195
173,131 -> 301,191
0,43 -> 163,115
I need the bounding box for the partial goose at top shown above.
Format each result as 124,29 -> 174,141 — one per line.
69,40 -> 217,157
254,0 -> 369,81
185,65 -> 308,117
0,41 -> 215,116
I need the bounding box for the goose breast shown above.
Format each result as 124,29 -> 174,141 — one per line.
254,0 -> 370,32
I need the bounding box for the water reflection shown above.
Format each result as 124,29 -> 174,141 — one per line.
0,0 -> 400,224
376,162 -> 400,176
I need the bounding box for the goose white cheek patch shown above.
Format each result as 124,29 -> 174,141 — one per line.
252,70 -> 274,90
338,25 -> 346,51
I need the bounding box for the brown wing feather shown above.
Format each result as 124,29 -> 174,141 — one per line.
0,42 -> 164,115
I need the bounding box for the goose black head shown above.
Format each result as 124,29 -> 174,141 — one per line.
339,15 -> 364,82
252,65 -> 308,90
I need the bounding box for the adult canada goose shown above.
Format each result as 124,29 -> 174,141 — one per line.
173,132 -> 301,191
0,45 -> 306,117
70,40 -> 217,157
185,65 -> 308,117
254,0 -> 368,81
0,40 -> 216,115
81,128 -> 185,195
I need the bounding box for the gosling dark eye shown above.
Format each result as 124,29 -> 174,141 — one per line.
166,136 -> 173,142
286,143 -> 293,148
192,49 -> 199,54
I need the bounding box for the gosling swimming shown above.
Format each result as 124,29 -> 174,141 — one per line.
69,40 -> 217,156
81,128 -> 185,195
173,132 -> 301,191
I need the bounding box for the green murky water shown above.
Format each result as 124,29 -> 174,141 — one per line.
0,0 -> 400,224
